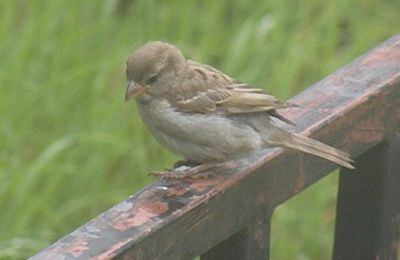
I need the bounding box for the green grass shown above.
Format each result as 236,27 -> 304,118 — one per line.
0,0 -> 399,259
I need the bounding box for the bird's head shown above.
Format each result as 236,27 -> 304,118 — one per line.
125,41 -> 187,102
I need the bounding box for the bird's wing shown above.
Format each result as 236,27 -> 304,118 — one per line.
169,60 -> 296,116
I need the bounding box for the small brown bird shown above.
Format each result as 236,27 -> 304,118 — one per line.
125,41 -> 354,178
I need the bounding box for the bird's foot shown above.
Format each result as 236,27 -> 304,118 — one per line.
149,162 -> 219,179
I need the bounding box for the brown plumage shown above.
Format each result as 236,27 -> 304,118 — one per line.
125,41 -> 354,177
170,60 -> 296,116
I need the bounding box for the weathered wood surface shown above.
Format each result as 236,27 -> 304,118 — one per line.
30,34 -> 400,260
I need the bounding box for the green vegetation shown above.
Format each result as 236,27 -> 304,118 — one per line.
0,0 -> 398,259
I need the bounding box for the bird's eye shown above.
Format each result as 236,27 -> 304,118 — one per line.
146,75 -> 158,85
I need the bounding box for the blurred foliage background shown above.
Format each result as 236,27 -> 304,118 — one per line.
0,0 -> 398,259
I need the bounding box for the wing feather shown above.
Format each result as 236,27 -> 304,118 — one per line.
169,60 -> 296,121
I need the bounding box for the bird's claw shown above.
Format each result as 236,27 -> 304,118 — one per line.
149,163 -> 219,179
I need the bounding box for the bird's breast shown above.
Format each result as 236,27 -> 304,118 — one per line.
135,99 -> 265,162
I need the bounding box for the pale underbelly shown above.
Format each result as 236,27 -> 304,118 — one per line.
136,100 -> 265,162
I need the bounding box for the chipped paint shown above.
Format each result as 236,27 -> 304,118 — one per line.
112,200 -> 168,230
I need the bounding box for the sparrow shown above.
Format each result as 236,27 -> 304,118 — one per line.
125,41 -> 354,178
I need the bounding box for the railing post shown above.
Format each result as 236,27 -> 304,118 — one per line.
201,213 -> 271,260
333,124 -> 400,259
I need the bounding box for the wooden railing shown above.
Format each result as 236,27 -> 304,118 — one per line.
30,35 -> 400,260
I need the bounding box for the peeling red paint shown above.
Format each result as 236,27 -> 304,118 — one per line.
90,238 -> 134,260
189,177 -> 224,192
113,200 -> 168,230
164,185 -> 190,197
60,237 -> 89,257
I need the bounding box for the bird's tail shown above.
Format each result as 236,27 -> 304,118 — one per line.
268,128 -> 354,169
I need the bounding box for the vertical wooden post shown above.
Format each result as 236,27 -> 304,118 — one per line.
201,214 -> 271,260
333,131 -> 400,259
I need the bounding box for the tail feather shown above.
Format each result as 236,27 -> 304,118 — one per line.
269,129 -> 354,169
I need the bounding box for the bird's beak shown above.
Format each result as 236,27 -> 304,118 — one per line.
125,81 -> 149,101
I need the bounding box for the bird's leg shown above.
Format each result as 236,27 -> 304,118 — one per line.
150,161 -> 222,179
175,162 -> 219,178
148,160 -> 200,178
